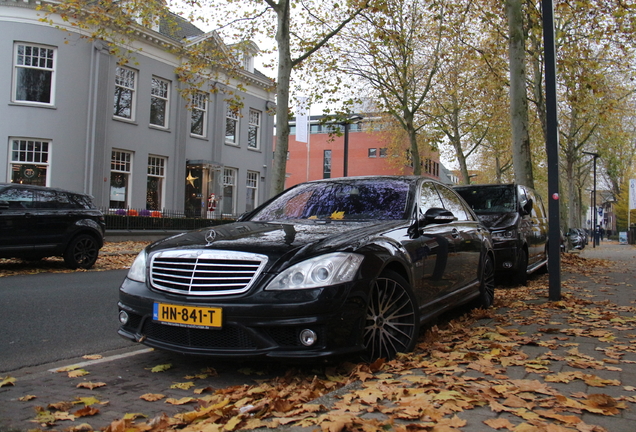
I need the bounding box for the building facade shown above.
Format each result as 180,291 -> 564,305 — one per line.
284,116 -> 449,189
1,0 -> 275,218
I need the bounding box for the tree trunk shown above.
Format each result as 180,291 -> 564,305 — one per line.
506,0 -> 534,188
270,0 -> 292,197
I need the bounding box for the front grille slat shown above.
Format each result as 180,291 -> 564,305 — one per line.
150,250 -> 268,296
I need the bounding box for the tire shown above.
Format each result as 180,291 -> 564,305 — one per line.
513,248 -> 528,286
64,234 -> 99,269
363,270 -> 420,362
475,253 -> 495,308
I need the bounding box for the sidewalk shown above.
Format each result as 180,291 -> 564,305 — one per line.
1,241 -> 635,432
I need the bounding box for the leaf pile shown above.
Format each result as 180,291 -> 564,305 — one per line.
0,241 -> 150,277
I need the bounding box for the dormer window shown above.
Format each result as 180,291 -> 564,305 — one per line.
243,54 -> 254,73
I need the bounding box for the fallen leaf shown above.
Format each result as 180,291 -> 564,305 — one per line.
77,381 -> 106,389
74,406 -> 99,417
0,376 -> 16,387
140,393 -> 165,401
19,395 -> 36,401
68,369 -> 90,378
170,381 -> 195,390
148,363 -> 172,373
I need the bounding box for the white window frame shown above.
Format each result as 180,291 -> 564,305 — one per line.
190,91 -> 208,137
114,66 -> 137,120
150,77 -> 170,128
9,138 -> 51,185
225,106 -> 239,145
247,109 -> 261,150
246,171 -> 259,212
110,149 -> 133,208
147,155 -> 166,211
13,43 -> 56,106
222,167 -> 237,215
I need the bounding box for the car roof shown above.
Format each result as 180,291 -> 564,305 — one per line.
0,183 -> 90,197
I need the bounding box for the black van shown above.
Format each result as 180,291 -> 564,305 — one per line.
454,183 -> 548,285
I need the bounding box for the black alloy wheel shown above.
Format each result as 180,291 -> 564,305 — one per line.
476,253 -> 496,308
64,234 -> 99,269
363,270 -> 420,362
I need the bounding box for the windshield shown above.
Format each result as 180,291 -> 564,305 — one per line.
250,179 -> 410,221
456,185 -> 516,214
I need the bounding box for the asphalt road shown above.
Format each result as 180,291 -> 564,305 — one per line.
0,269 -> 131,373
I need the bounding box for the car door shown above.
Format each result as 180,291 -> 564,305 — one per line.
525,188 -> 548,264
406,181 -> 464,309
0,186 -> 34,255
32,189 -> 70,253
434,183 -> 483,293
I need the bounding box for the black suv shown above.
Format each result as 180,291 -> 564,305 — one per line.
454,183 -> 548,285
0,184 -> 105,269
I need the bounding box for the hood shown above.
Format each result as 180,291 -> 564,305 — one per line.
475,212 -> 520,230
147,220 -> 403,271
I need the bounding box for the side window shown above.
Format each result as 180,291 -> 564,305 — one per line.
33,189 -> 58,209
190,91 -> 208,137
528,190 -> 546,219
114,66 -> 137,120
435,185 -> 472,221
150,77 -> 170,128
0,188 -> 33,209
419,182 -> 444,214
13,43 -> 56,105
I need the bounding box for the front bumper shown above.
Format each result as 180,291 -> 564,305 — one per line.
117,277 -> 368,360
491,240 -> 519,272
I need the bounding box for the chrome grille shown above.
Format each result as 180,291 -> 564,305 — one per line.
149,250 -> 268,296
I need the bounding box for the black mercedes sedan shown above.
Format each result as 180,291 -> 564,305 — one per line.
118,176 -> 495,362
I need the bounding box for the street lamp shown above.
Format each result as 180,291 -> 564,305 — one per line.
583,151 -> 599,247
341,115 -> 363,177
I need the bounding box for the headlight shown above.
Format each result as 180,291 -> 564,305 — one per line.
265,252 -> 363,291
127,250 -> 148,283
491,229 -> 517,240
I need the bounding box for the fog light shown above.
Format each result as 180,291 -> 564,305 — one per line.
502,261 -> 513,269
119,311 -> 129,324
299,329 -> 317,346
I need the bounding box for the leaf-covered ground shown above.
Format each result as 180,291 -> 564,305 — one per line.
2,249 -> 634,432
0,241 -> 150,277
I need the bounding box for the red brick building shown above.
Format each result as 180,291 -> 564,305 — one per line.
283,116 -> 448,189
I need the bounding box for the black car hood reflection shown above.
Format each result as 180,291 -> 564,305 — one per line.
147,219 -> 404,272
474,212 -> 519,230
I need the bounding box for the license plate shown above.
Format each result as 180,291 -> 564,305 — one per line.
153,303 -> 222,329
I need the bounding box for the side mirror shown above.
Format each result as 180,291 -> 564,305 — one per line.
521,198 -> 533,216
422,207 -> 456,225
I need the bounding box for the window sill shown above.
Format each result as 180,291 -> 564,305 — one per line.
113,116 -> 138,125
149,124 -> 171,132
9,102 -> 56,109
225,142 -> 240,147
247,146 -> 261,152
190,134 -> 209,141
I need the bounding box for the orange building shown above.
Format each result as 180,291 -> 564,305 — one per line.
284,116 -> 448,189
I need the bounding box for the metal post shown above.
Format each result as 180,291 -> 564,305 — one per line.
543,0 -> 561,301
583,151 -> 599,247
343,122 -> 350,177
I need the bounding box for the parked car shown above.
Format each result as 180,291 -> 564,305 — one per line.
118,176 -> 495,362
0,183 -> 105,269
567,228 -> 587,250
454,183 -> 548,285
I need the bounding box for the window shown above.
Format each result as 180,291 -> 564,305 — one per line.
368,148 -> 377,158
10,138 -> 50,185
323,150 -> 332,179
114,66 -> 137,119
247,109 -> 261,149
110,150 -> 132,209
379,148 -> 388,158
147,156 -> 166,210
225,107 -> 239,144
246,171 -> 259,212
436,184 -> 472,221
222,168 -> 237,215
150,77 -> 170,127
13,43 -> 56,105
190,91 -> 208,137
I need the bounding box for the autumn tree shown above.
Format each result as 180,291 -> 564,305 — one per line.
328,0 -> 449,176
